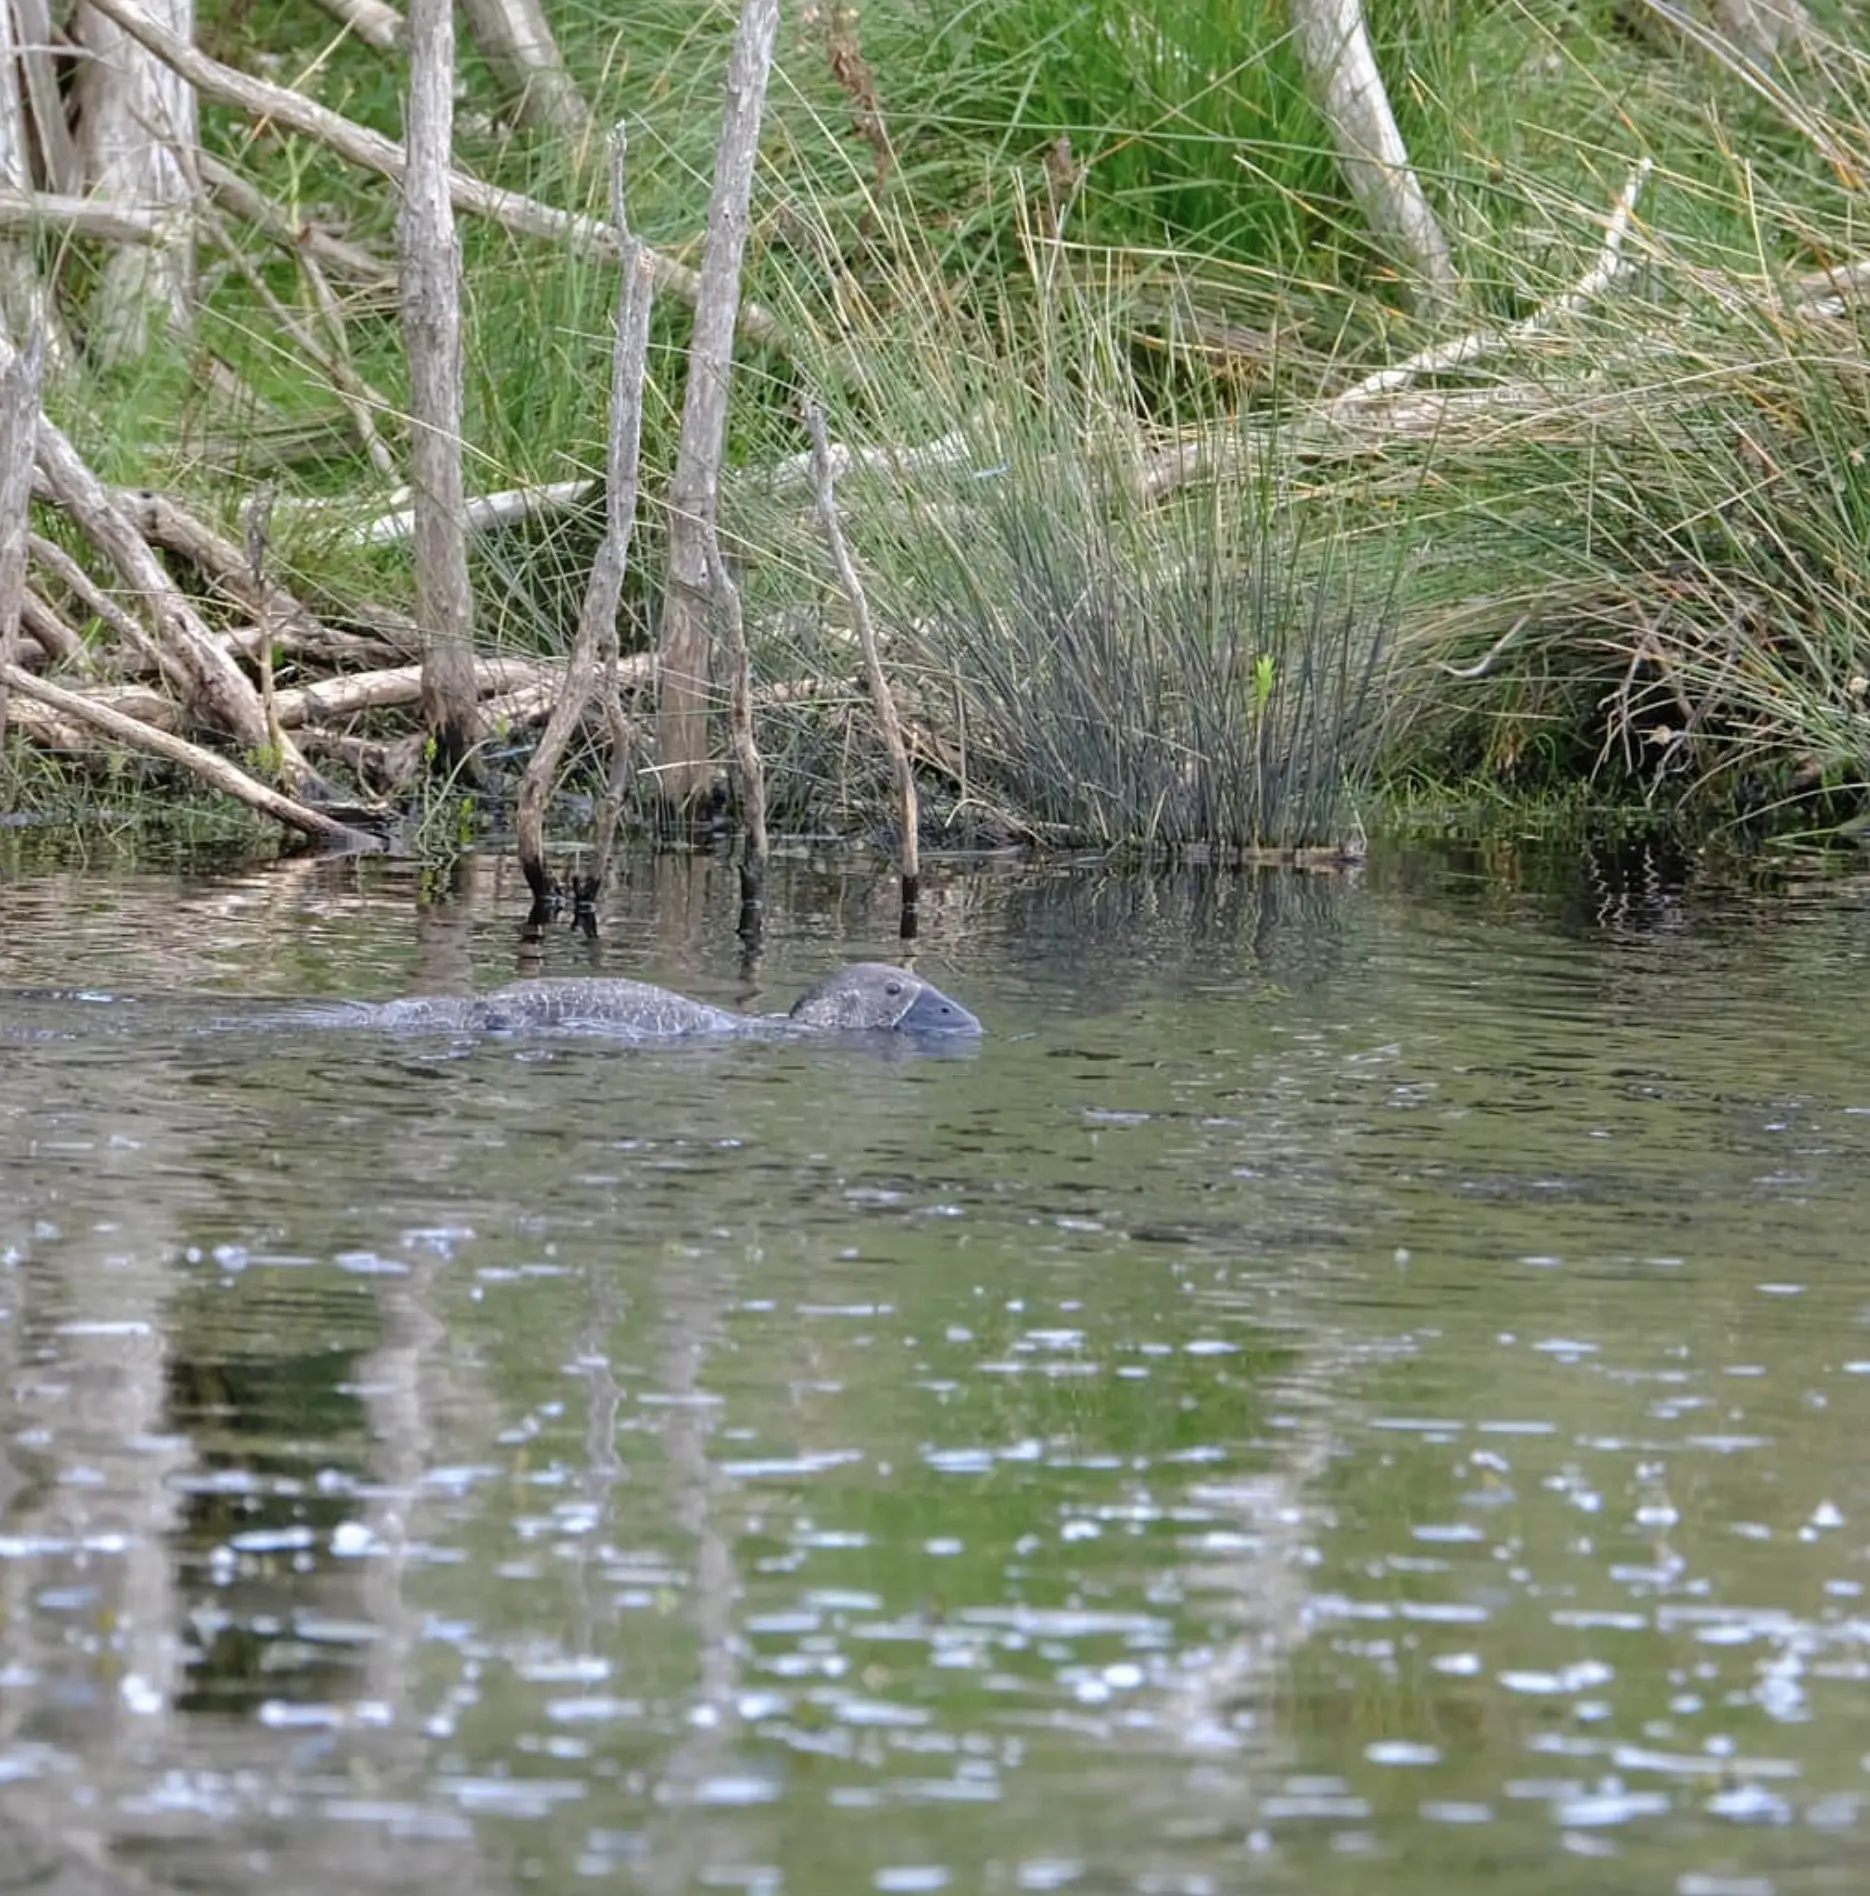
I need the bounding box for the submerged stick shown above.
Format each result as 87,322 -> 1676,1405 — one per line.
707,533 -> 767,939
803,401 -> 920,930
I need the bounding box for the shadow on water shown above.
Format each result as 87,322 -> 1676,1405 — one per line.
3,844 -> 1870,1892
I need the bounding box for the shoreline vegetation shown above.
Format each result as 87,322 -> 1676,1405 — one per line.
3,0 -> 1870,900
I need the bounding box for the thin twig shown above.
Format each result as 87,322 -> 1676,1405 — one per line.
804,400 -> 919,915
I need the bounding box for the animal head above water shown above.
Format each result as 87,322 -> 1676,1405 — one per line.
787,962 -> 982,1036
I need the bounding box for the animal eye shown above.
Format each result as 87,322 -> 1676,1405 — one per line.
885,981 -> 903,995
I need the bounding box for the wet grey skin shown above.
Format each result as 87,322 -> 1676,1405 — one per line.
363,961 -> 982,1041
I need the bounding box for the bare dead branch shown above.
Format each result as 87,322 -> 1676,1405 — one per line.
113,490 -> 387,663
0,660 -> 376,845
195,152 -> 395,289
402,0 -> 480,769
340,478 -> 598,545
1326,158 -> 1653,425
1288,0 -> 1458,313
278,653 -> 649,726
81,0 -> 786,348
309,0 -> 404,51
805,401 -> 919,902
0,186 -> 173,246
656,0 -> 782,813
459,0 -> 590,134
195,198 -> 397,476
0,326 -> 44,745
517,136 -> 655,903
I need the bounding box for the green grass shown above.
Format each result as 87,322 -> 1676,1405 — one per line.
21,0 -> 1870,846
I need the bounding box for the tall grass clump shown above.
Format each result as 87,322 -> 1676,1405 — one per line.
737,243 -> 1397,852
1377,16 -> 1870,829
1391,293 -> 1870,819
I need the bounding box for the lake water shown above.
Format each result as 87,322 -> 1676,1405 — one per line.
2,842 -> 1869,1895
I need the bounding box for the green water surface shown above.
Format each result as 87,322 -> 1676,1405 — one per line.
1,846 -> 1868,1895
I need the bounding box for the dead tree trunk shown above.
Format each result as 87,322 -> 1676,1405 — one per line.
0,5 -> 44,349
1287,0 -> 1459,317
74,0 -> 197,359
516,138 -> 655,907
0,325 -> 43,747
400,0 -> 481,773
654,0 -> 780,822
804,402 -> 918,932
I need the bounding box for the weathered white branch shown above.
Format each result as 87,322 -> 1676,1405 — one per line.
518,135 -> 655,903
0,327 -> 44,744
806,401 -> 919,899
75,0 -> 198,359
80,0 -> 785,347
1325,157 -> 1653,424
402,0 -> 479,767
16,331 -> 325,788
11,0 -> 82,195
309,0 -> 403,51
1287,0 -> 1458,312
0,186 -> 174,245
657,0 -> 781,810
195,152 -> 394,288
343,478 -> 598,545
278,653 -> 650,726
459,0 -> 590,133
0,660 -> 375,845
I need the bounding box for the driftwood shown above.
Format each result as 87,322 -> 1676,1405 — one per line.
279,654 -> 649,726
341,478 -> 598,547
1289,0 -> 1457,315
711,533 -> 767,924
115,491 -> 388,662
459,0 -> 590,134
1133,158 -> 1656,506
195,152 -> 395,291
21,589 -> 88,669
0,187 -> 175,246
74,0 -> 197,360
196,197 -> 397,476
0,660 -> 374,845
27,530 -> 165,669
18,334 -> 327,791
310,0 -> 404,51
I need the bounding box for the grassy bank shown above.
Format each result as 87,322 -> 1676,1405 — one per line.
11,0 -> 1870,851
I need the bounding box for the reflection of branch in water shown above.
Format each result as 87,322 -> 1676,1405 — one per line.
563,1258 -> 627,1651
640,1257 -> 746,1896
1149,1328 -> 1350,1757
0,1133 -> 187,1859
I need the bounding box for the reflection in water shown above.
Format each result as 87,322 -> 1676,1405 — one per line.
2,849 -> 1870,1892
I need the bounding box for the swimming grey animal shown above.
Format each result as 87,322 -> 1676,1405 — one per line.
361,961 -> 981,1041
